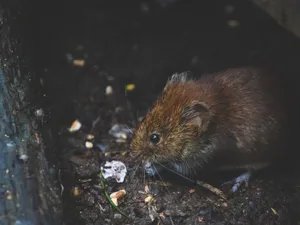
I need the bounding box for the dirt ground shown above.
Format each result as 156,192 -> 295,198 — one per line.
32,0 -> 300,224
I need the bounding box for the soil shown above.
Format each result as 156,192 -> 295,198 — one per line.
31,0 -> 300,224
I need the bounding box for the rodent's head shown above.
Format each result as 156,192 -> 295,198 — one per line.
130,72 -> 212,172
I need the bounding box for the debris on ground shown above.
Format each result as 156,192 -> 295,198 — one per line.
101,160 -> 127,183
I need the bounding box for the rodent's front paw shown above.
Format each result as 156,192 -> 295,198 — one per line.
222,171 -> 252,193
144,161 -> 156,176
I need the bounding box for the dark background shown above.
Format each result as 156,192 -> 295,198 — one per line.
4,0 -> 300,224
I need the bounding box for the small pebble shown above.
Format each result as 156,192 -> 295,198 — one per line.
114,213 -> 122,219
164,210 -> 172,216
249,201 -> 255,207
19,154 -> 28,162
35,108 -> 44,117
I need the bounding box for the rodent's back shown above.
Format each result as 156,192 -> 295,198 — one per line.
209,68 -> 287,153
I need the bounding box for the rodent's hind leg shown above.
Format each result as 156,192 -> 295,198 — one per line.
222,171 -> 252,193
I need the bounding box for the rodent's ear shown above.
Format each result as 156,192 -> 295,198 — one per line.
164,71 -> 192,90
181,102 -> 211,129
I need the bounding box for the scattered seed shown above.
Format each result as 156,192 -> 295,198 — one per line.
86,134 -> 95,140
189,188 -> 196,194
69,120 -> 82,133
110,189 -> 126,206
73,59 -> 85,67
85,141 -> 93,148
144,195 -> 154,203
111,197 -> 118,206
7,194 -> 13,200
125,84 -> 135,91
110,189 -> 126,199
106,85 -> 113,95
109,124 -> 133,140
73,186 -> 80,196
120,133 -> 127,139
271,207 -> 279,215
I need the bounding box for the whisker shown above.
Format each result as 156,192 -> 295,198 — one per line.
130,160 -> 142,181
152,163 -> 172,196
143,162 -> 146,185
156,162 -> 227,199
124,124 -> 134,134
161,154 -> 176,166
155,161 -> 195,184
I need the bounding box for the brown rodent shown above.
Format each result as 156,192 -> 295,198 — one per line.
130,67 -> 292,178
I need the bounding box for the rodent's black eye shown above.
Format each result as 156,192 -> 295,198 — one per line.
149,133 -> 160,144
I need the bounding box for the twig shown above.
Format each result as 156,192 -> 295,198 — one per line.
196,180 -> 227,200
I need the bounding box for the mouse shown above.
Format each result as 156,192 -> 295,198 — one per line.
130,67 -> 294,192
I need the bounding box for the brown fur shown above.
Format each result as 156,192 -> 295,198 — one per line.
130,67 -> 289,176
